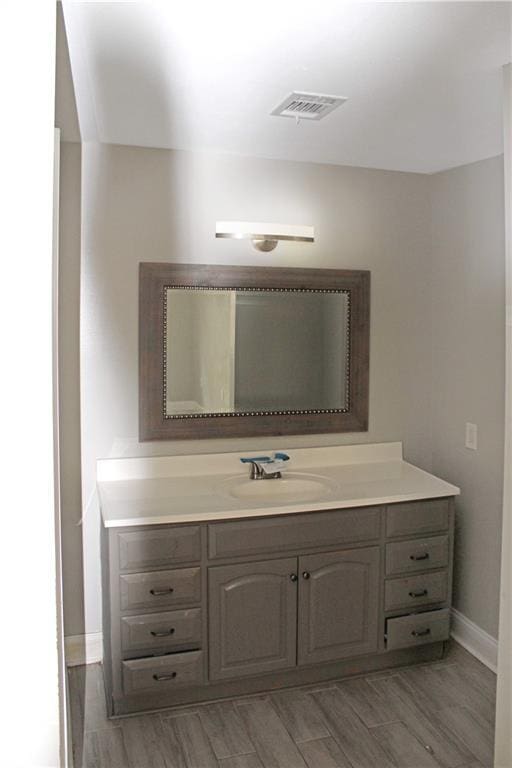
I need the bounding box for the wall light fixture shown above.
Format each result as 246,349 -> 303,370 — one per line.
215,221 -> 314,252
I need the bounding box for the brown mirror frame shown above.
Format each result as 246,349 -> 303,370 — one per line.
139,263 -> 370,441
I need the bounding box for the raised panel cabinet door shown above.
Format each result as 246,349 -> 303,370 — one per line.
298,546 -> 380,665
208,557 -> 298,681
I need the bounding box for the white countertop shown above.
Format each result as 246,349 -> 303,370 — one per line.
97,442 -> 459,528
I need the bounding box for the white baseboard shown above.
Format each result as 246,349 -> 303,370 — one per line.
450,607 -> 498,673
65,632 -> 103,667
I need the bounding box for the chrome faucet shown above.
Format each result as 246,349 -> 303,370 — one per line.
240,452 -> 290,480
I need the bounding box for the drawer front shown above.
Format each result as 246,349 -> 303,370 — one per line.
121,608 -> 202,652
122,650 -> 203,694
386,500 -> 450,539
117,526 -> 201,571
208,507 -> 381,560
385,535 -> 449,576
386,608 -> 450,650
119,567 -> 201,611
385,571 -> 449,611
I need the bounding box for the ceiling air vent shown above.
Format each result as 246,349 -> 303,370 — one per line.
271,91 -> 347,121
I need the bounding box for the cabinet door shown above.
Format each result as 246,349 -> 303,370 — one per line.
208,558 -> 298,681
298,547 -> 380,665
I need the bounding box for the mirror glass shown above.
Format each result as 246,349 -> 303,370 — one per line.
164,288 -> 349,418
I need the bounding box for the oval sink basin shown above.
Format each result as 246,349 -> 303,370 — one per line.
222,472 -> 336,503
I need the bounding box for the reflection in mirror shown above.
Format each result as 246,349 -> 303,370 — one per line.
164,288 -> 349,418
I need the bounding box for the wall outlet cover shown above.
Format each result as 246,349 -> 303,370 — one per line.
465,422 -> 478,450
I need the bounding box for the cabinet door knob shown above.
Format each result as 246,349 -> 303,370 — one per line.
302,571 -> 310,580
149,587 -> 174,596
409,553 -> 430,561
290,573 -> 298,582
409,589 -> 428,598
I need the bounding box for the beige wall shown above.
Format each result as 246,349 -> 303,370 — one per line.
430,155 -> 505,638
80,143 -> 433,633
59,141 -> 83,637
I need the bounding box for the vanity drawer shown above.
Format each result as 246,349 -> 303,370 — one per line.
386,608 -> 450,650
386,500 -> 450,539
117,526 -> 201,571
208,507 -> 381,560
384,571 -> 448,611
121,608 -> 202,652
385,535 -> 449,576
119,567 -> 201,611
122,650 -> 204,694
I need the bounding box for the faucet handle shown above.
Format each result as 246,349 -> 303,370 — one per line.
239,453 -> 290,480
260,452 -> 290,476
239,453 -> 290,466
240,455 -> 271,464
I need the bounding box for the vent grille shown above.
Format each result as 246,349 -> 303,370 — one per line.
271,91 -> 347,121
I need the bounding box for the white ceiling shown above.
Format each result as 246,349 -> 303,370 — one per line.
62,1 -> 511,173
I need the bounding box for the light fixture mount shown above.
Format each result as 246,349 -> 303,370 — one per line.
251,238 -> 278,252
216,222 -> 314,252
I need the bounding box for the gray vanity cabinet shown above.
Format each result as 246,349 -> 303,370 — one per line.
298,547 -> 380,665
208,558 -> 298,681
101,497 -> 455,716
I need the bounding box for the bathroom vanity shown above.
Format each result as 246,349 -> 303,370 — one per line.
98,443 -> 459,716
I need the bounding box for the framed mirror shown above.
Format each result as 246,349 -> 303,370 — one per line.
139,263 -> 369,440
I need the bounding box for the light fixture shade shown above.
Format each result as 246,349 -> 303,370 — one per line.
215,221 -> 314,249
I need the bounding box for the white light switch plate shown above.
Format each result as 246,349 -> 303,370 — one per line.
465,422 -> 478,450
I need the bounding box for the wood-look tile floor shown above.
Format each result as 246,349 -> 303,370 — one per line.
68,641 -> 496,768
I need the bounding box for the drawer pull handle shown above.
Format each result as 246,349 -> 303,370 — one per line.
152,672 -> 177,681
411,628 -> 431,637
302,571 -> 311,580
409,589 -> 428,598
409,553 -> 430,561
150,628 -> 175,637
149,587 -> 174,596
